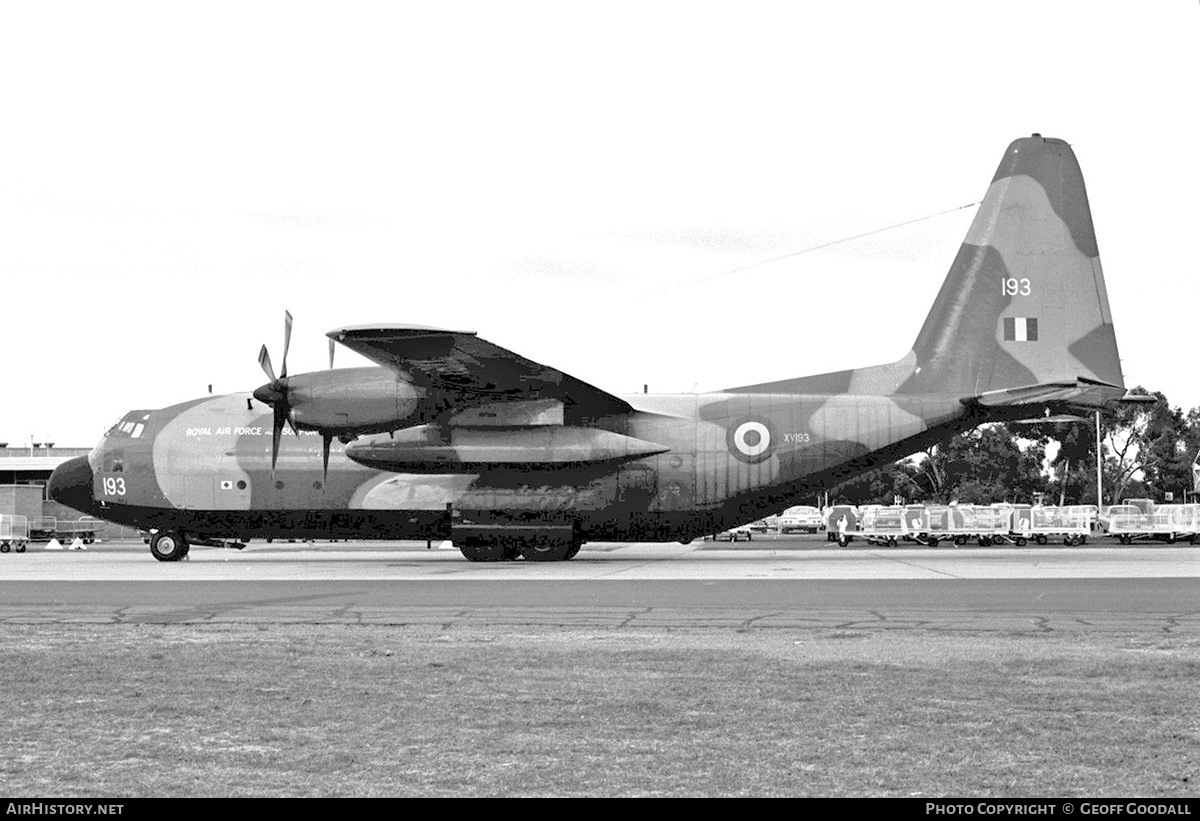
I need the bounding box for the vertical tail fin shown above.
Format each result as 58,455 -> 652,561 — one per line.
897,134 -> 1125,397
727,135 -> 1126,400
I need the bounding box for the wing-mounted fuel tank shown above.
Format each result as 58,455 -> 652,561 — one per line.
344,424 -> 670,473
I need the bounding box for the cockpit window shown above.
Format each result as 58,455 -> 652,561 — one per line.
105,411 -> 152,440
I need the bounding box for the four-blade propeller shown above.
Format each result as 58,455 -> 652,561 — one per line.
252,311 -> 296,478
252,311 -> 336,482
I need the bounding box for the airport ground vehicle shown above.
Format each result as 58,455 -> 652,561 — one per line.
0,514 -> 29,553
713,525 -> 754,542
778,505 -> 824,534
29,516 -> 99,544
942,505 -> 1021,546
1015,506 -> 1091,546
1103,503 -> 1200,544
829,504 -> 1101,548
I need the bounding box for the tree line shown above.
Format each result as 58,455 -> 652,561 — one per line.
827,389 -> 1200,507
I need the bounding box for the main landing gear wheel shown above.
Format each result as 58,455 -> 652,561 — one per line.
150,530 -> 189,562
459,541 -> 509,562
519,541 -> 574,562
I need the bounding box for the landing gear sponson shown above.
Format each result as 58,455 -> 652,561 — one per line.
147,524 -> 585,562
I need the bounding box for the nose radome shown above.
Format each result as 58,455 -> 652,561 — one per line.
48,455 -> 95,513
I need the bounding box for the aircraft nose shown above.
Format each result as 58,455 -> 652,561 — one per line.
48,455 -> 95,513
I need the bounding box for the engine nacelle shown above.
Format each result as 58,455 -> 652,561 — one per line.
283,367 -> 427,436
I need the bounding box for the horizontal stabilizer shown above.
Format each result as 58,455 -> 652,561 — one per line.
967,378 -> 1125,411
1009,414 -> 1092,425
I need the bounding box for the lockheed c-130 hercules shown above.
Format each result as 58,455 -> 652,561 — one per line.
50,135 -> 1140,562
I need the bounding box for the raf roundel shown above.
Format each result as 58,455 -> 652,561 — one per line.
727,418 -> 775,464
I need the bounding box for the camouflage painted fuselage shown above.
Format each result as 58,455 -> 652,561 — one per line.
79,388 -> 974,543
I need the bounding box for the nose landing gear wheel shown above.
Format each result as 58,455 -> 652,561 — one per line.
149,530 -> 189,562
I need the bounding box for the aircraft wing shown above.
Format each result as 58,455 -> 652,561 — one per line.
965,377 -> 1126,411
327,324 -> 633,418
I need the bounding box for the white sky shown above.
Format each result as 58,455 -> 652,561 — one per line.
2,1 -> 1198,448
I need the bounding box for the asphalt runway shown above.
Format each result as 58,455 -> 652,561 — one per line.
2,536 -> 1197,633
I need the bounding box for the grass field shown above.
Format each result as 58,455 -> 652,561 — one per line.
2,624 -> 1198,797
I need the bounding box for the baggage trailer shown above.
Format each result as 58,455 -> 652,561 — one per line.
945,505 -> 1019,545
916,504 -> 955,546
846,505 -> 940,547
849,505 -> 906,547
1099,504 -> 1140,535
1064,505 -> 1099,532
1108,504 -> 1200,545
1,514 -> 30,553
29,516 -> 100,544
1019,506 -> 1092,545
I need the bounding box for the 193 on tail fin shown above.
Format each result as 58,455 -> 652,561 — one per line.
898,134 -> 1124,399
